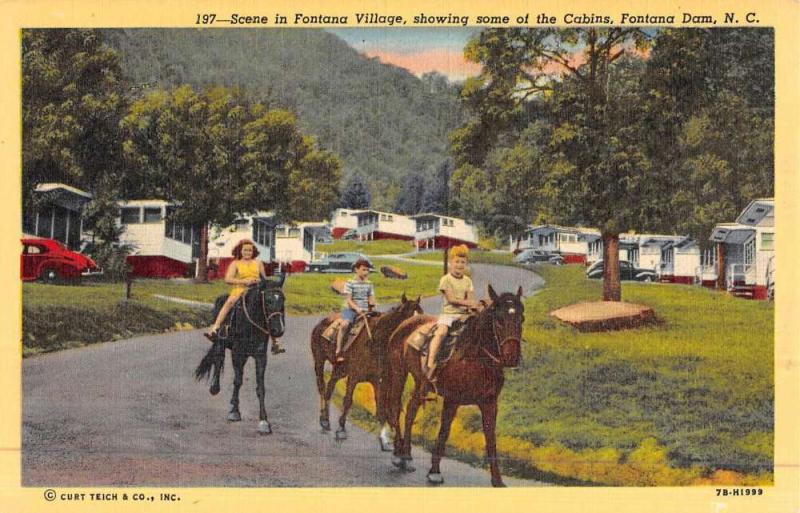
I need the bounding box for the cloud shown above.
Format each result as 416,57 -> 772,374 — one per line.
364,48 -> 482,81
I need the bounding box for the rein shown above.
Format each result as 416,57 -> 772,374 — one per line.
239,289 -> 282,339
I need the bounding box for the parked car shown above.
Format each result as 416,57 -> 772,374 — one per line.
308,253 -> 374,273
513,249 -> 564,265
340,229 -> 359,241
21,238 -> 101,284
585,260 -> 658,282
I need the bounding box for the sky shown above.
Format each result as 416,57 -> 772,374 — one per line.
327,28 -> 481,82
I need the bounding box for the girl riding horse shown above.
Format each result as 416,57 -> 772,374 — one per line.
205,239 -> 284,354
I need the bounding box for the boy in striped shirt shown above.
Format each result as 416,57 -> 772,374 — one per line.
335,259 -> 377,363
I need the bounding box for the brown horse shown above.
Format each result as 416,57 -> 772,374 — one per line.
384,285 -> 523,487
310,293 -> 423,445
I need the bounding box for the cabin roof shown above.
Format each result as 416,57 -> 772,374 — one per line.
735,198 -> 774,227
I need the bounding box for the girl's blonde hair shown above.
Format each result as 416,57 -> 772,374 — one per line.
448,244 -> 470,261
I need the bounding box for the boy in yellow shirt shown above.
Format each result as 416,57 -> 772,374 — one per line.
426,244 -> 479,382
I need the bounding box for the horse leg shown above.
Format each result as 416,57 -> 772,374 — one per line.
398,378 -> 425,471
209,341 -> 224,395
255,351 -> 271,434
371,377 -> 391,452
427,398 -> 458,485
227,352 -> 246,422
336,376 -> 357,440
312,341 -> 330,430
321,369 -> 342,432
479,399 -> 505,487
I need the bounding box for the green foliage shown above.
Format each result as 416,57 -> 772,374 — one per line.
450,28 -> 773,249
22,29 -> 128,210
316,239 -> 415,255
101,29 -> 463,209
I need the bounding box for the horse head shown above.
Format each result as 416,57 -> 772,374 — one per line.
258,277 -> 286,338
398,292 -> 423,318
483,285 -> 524,368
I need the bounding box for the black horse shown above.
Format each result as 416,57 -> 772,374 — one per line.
195,274 -> 286,434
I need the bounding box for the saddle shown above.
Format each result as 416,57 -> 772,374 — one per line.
407,319 -> 468,366
321,315 -> 373,354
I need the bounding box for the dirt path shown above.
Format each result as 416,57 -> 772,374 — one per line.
22,264 -> 545,487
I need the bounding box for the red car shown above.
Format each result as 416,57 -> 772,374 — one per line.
21,238 -> 101,283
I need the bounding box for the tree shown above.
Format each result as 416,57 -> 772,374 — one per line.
22,29 -> 129,242
121,85 -> 341,281
456,28 -> 652,301
421,159 -> 453,214
340,172 -> 371,209
394,170 -> 425,214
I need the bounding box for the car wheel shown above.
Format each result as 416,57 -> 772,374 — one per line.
41,267 -> 60,284
643,276 -> 653,283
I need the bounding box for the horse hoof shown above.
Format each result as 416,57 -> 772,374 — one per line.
227,411 -> 242,422
427,472 -> 444,485
209,383 -> 220,395
320,419 -> 331,431
335,428 -> 348,441
258,420 -> 272,435
391,455 -> 404,468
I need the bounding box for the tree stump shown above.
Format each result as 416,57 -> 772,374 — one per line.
550,301 -> 657,332
380,265 -> 408,279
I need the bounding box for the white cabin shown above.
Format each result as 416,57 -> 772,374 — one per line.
710,198 -> 774,299
274,222 -> 327,267
411,213 -> 478,249
330,208 -> 365,239
117,200 -> 200,278
209,212 -> 276,263
510,225 -> 599,264
353,210 -> 416,242
23,183 -> 92,250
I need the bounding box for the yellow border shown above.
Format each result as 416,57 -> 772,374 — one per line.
2,1 -> 798,512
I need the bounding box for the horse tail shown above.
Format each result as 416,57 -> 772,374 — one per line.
195,340 -> 225,382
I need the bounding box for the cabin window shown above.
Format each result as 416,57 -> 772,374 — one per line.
744,238 -> 756,265
26,244 -> 45,254
253,220 -> 272,246
381,214 -> 387,221
340,211 -> 348,217
143,207 -> 162,223
288,228 -> 301,238
303,230 -> 314,253
761,232 -> 774,251
388,215 -> 394,221
120,207 -> 140,224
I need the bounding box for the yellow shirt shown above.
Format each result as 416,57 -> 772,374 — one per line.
230,259 -> 260,297
439,272 -> 474,315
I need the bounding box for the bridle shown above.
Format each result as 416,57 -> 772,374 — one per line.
480,302 -> 522,365
240,287 -> 284,339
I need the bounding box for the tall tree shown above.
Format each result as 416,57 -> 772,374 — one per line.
121,85 -> 340,281
22,29 -> 128,234
340,172 -> 371,209
456,28 -> 652,301
394,170 -> 425,214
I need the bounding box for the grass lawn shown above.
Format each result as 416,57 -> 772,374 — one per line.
410,249 -> 515,266
316,239 -> 415,255
337,265 -> 774,486
22,258 -> 441,354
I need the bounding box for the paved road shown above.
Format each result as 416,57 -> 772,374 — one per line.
22,263 -> 545,487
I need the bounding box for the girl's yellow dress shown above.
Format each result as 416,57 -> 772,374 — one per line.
229,259 -> 260,298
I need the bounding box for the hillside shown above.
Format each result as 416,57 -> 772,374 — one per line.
102,28 -> 464,209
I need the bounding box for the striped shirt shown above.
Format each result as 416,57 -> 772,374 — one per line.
344,279 -> 374,310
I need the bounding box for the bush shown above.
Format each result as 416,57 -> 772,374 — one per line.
85,243 -> 132,282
